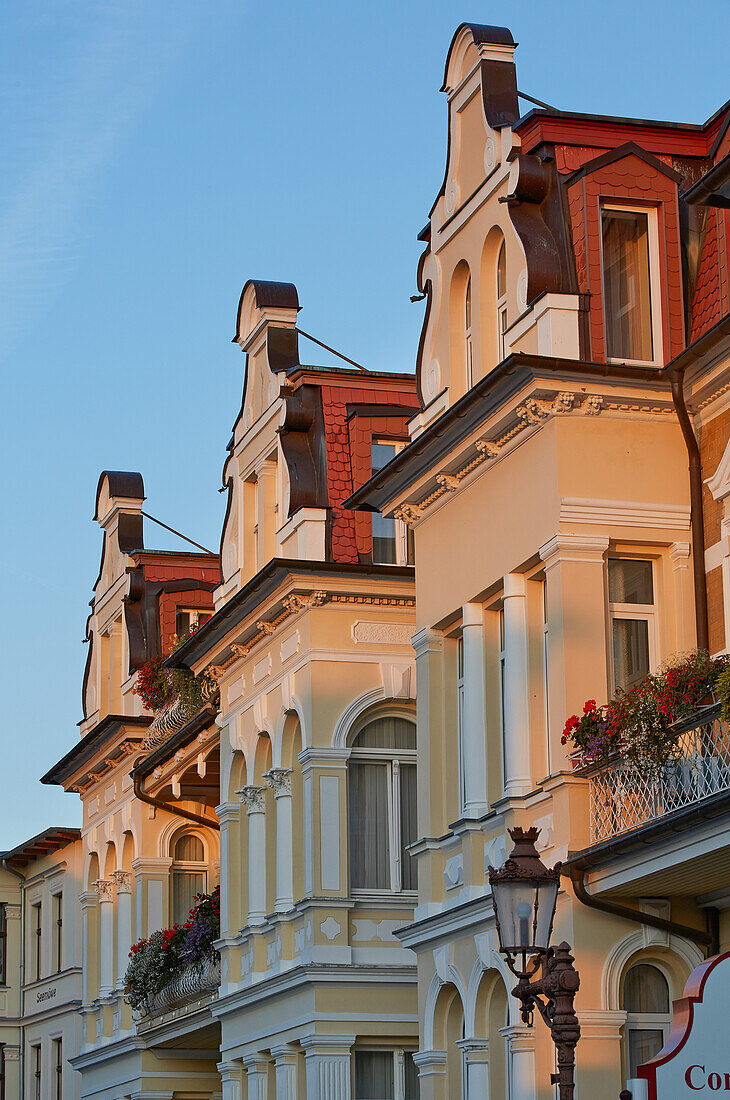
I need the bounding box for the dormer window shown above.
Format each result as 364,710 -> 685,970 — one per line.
371,441 -> 414,566
465,276 -> 473,387
176,608 -> 212,639
497,241 -> 507,360
601,205 -> 659,364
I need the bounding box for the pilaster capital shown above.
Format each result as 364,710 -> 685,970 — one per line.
78,889 -> 99,908
215,800 -> 241,824
264,768 -> 293,797
670,541 -> 691,569
2,1046 -> 19,1061
412,1050 -> 447,1075
411,626 -> 443,658
456,1037 -> 489,1060
461,602 -> 485,629
503,572 -> 527,599
110,870 -> 132,894
241,1052 -> 269,1071
300,1033 -> 356,1055
236,785 -> 267,814
92,879 -> 115,901
271,1043 -> 299,1062
297,747 -> 350,771
500,1023 -> 535,1050
539,533 -> 609,569
2,904 -> 21,920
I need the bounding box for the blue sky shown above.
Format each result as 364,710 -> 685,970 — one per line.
1,0 -> 728,848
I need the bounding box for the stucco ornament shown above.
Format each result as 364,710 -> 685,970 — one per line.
236,785 -> 267,814
265,768 -> 292,796
423,359 -> 442,403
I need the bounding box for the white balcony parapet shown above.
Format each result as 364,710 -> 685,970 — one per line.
588,706 -> 730,843
140,955 -> 220,1017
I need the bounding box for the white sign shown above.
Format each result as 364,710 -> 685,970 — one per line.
637,951 -> 730,1097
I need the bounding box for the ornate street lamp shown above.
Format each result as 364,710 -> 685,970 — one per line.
488,826 -> 581,1100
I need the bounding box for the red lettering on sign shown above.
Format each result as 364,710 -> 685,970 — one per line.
708,1074 -> 722,1090
686,1065 -> 706,1090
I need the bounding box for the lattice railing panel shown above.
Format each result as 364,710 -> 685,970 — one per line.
589,711 -> 730,843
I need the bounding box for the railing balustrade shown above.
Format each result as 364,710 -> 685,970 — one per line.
587,704 -> 730,843
141,955 -> 220,1017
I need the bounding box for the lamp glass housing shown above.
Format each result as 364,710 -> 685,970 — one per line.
492,878 -> 558,956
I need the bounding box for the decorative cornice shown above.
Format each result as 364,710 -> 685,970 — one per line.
391,390 -> 675,526
560,497 -> 691,530
539,534 -> 610,567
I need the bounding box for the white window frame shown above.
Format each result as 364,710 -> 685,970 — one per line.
52,891 -> 62,974
623,962 -> 672,1082
607,558 -> 659,695
541,579 -> 551,776
498,609 -> 507,785
353,1047 -> 418,1100
457,636 -> 466,815
176,608 -> 211,638
465,275 -> 474,387
372,439 -> 413,567
600,202 -> 663,368
349,717 -> 417,897
496,242 -> 508,362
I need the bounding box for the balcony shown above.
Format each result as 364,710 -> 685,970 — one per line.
586,704 -> 730,843
140,956 -> 221,1018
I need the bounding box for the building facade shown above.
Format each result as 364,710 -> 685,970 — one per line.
0,827 -> 83,1100
351,22 -> 730,1100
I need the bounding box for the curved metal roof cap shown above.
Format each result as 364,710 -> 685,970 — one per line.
234,279 -> 300,342
441,23 -> 516,91
93,471 -> 145,520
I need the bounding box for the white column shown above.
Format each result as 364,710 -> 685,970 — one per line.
272,1044 -> 298,1100
412,1050 -> 447,1099
461,603 -> 488,816
243,1053 -> 269,1100
237,786 -> 267,925
216,801 -> 240,937
218,1060 -> 245,1100
93,879 -> 115,997
78,890 -> 97,1004
502,574 -> 531,797
501,1024 -> 536,1100
265,769 -> 294,913
457,1039 -> 489,1099
111,871 -> 132,990
301,1035 -> 354,1100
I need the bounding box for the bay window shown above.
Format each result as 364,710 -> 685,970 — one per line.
349,715 -> 417,892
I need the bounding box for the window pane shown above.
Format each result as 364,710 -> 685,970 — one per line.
497,241 -> 506,299
372,443 -> 397,473
172,872 -> 205,925
612,618 -> 650,692
349,762 -> 390,889
465,277 -> 472,330
400,763 -> 418,890
404,1052 -> 420,1099
355,1051 -> 394,1100
623,964 -> 670,1013
602,209 -> 653,361
628,1029 -> 664,1078
608,560 -> 654,605
373,513 -> 397,564
355,717 -> 416,751
174,834 -> 204,861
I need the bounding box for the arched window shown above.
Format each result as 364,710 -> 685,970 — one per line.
622,962 -> 671,1079
348,715 -> 417,892
465,276 -> 473,387
496,242 -> 507,361
171,834 -> 206,925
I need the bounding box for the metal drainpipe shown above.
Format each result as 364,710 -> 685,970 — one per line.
132,773 -> 220,831
569,867 -> 717,954
668,365 -> 710,652
2,857 -> 26,1100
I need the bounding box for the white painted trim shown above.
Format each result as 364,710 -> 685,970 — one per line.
560,498 -> 691,529
601,928 -> 703,1011
331,687 -> 387,749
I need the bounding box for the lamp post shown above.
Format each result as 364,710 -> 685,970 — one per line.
488,826 -> 581,1100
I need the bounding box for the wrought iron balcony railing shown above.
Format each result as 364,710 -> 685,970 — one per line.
588,704 -> 730,844
142,955 -> 220,1017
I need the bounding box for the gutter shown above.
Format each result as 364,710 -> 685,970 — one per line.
668,364 -> 709,650
567,866 -> 716,955
2,856 -> 25,1100
132,773 -> 219,831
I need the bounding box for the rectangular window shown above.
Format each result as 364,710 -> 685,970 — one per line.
0,906 -> 6,986
33,1045 -> 41,1100
354,1050 -> 419,1099
498,608 -> 506,764
175,608 -> 212,639
371,441 -> 413,566
172,873 -> 206,926
54,1039 -> 62,1100
542,580 -> 551,775
32,903 -> 42,981
54,894 -> 62,973
608,559 -> 657,693
601,207 -> 655,363
349,762 -> 417,893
